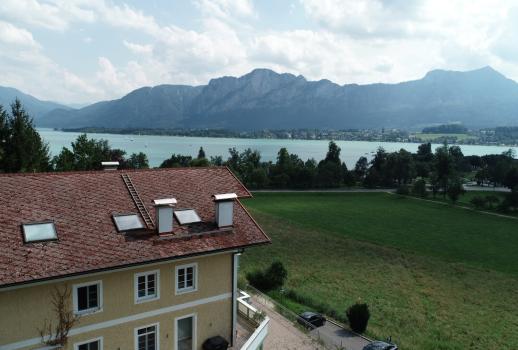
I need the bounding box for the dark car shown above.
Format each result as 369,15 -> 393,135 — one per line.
362,341 -> 398,350
297,311 -> 326,328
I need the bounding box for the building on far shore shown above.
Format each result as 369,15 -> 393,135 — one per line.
0,166 -> 270,350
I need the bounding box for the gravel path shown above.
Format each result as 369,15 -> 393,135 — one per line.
251,295 -> 325,350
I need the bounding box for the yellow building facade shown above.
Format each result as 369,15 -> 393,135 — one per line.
0,252 -> 235,350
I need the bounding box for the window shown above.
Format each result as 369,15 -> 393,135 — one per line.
175,263 -> 197,294
75,338 -> 103,350
22,221 -> 57,243
73,281 -> 102,314
135,270 -> 160,303
174,209 -> 201,225
113,214 -> 144,232
175,315 -> 196,350
135,324 -> 159,350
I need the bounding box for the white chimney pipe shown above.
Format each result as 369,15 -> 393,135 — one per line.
101,161 -> 119,171
213,193 -> 237,228
153,198 -> 177,234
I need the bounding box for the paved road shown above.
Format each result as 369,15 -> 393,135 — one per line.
311,321 -> 371,350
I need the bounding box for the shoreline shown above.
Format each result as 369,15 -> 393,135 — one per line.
48,128 -> 518,149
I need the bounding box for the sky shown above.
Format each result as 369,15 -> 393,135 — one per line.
1,0 -> 518,105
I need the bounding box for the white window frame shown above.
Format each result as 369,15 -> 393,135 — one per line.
134,322 -> 160,350
174,313 -> 197,350
73,280 -> 103,315
134,269 -> 160,304
175,263 -> 198,295
74,337 -> 103,350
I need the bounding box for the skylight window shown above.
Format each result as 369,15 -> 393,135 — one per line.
174,209 -> 202,225
113,214 -> 144,232
22,222 -> 57,243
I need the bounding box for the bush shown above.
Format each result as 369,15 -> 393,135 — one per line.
246,261 -> 288,292
346,301 -> 370,334
412,179 -> 428,198
396,184 -> 410,195
470,195 -> 487,209
447,180 -> 465,203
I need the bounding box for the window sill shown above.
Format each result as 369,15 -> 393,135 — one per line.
135,295 -> 160,304
74,307 -> 103,316
175,287 -> 197,295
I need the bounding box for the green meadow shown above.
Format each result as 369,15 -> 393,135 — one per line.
241,192 -> 518,350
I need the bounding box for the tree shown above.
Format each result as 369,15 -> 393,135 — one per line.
317,141 -> 343,188
125,152 -> 149,169
160,154 -> 192,168
0,106 -> 9,167
197,146 -> 206,159
346,301 -> 370,334
412,179 -> 428,198
354,156 -> 368,181
1,99 -> 50,173
447,180 -> 465,203
433,144 -> 454,196
246,261 -> 287,292
53,134 -> 126,171
39,286 -> 79,347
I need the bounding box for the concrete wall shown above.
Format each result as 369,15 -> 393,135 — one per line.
0,252 -> 233,350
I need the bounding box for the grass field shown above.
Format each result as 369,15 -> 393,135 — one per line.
240,192 -> 518,350
413,133 -> 476,142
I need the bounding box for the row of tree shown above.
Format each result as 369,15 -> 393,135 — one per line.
2,100 -> 518,200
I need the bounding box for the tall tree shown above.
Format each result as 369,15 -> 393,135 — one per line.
2,99 -> 50,173
197,147 -> 206,159
53,134 -> 130,171
0,106 -> 8,167
125,152 -> 149,169
317,141 -> 343,187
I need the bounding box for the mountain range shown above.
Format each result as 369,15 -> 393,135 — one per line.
2,66 -> 518,130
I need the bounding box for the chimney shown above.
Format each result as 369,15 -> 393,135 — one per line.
101,161 -> 119,171
213,193 -> 237,228
153,198 -> 177,234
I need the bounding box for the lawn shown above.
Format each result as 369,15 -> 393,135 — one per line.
240,192 -> 518,350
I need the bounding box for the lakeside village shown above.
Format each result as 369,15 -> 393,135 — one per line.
62,124 -> 518,146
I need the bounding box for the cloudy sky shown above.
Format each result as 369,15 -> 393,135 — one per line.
1,0 -> 517,104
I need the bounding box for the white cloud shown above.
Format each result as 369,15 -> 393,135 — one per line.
0,20 -> 39,47
123,40 -> 152,54
2,0 -> 518,105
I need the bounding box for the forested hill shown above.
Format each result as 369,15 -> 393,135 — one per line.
18,66 -> 518,130
0,86 -> 71,121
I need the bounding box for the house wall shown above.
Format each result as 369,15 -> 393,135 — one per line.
0,252 -> 233,350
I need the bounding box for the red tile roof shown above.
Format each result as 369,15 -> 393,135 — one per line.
0,167 -> 270,288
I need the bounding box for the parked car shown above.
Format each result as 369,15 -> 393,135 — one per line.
297,311 -> 326,328
362,341 -> 398,350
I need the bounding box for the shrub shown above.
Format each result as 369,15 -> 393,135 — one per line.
396,185 -> 410,195
470,195 -> 487,209
484,195 -> 500,209
412,179 -> 428,198
447,180 -> 465,203
246,261 -> 288,292
346,301 -> 370,334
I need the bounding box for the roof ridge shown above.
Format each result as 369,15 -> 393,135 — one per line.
0,166 -> 228,178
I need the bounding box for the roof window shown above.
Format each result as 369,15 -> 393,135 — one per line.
113,213 -> 144,232
22,222 -> 57,243
174,209 -> 202,225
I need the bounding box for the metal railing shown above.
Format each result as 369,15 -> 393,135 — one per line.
242,285 -> 338,349
237,290 -> 269,350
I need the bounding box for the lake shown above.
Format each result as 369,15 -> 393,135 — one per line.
38,128 -> 518,168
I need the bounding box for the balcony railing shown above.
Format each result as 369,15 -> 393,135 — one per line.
236,290 -> 269,350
